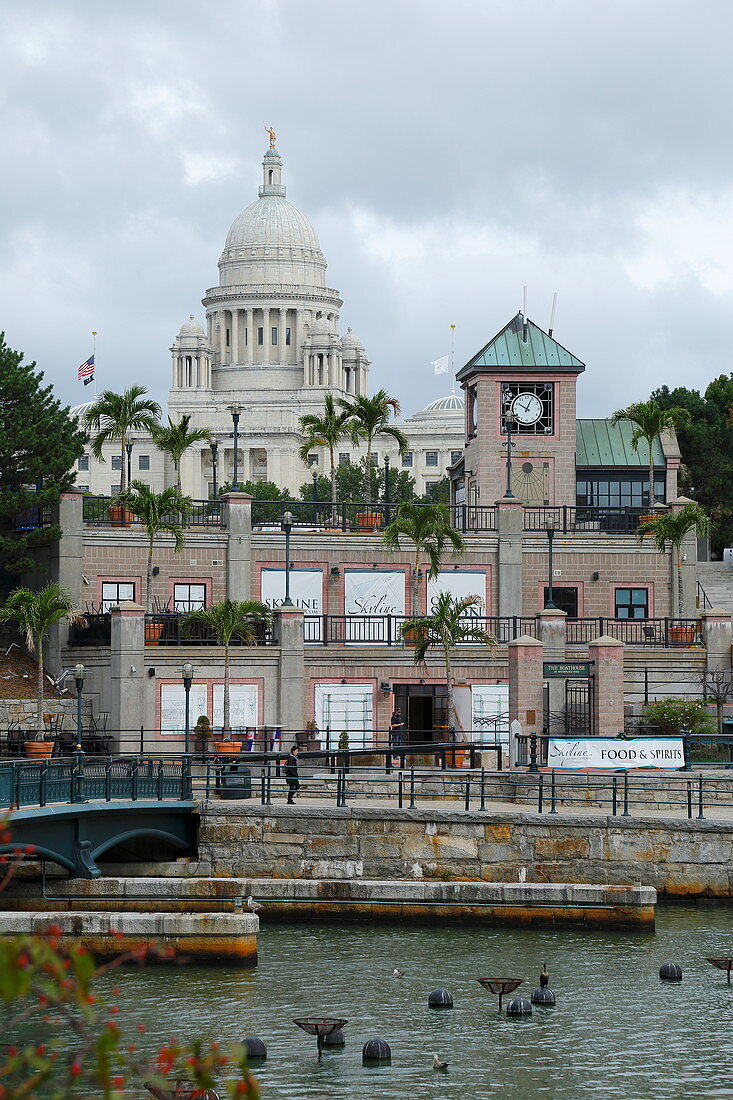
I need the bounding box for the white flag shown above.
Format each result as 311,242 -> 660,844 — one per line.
431,354 -> 449,375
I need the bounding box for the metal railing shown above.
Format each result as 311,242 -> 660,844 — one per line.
302,614 -> 535,645
251,500 -> 497,534
0,753 -> 192,809
144,613 -> 272,647
13,503 -> 52,530
566,618 -> 703,647
69,613 -> 112,646
82,497 -> 224,527
523,505 -> 650,534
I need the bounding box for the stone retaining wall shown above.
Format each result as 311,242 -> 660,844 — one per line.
195,804 -> 733,897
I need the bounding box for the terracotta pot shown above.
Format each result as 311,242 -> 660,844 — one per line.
145,621 -> 164,646
445,747 -> 467,768
108,504 -> 132,527
356,511 -> 383,531
212,740 -> 242,755
24,741 -> 54,759
638,514 -> 658,525
669,625 -> 697,647
402,627 -> 419,647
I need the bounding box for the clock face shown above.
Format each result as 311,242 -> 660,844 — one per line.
511,392 -> 543,425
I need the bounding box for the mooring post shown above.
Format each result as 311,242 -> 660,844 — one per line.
549,768 -> 557,814
265,762 -> 272,806
538,771 -> 544,813
464,774 -> 471,811
687,779 -> 693,819
409,767 -> 416,809
697,774 -> 705,820
528,732 -> 539,773
612,776 -> 618,816
479,767 -> 486,811
622,771 -> 630,816
398,770 -> 403,809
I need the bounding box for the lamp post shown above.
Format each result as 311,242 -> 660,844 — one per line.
73,663 -> 86,745
125,441 -> 133,488
181,662 -> 194,756
311,469 -> 319,523
545,517 -> 557,609
226,403 -> 243,489
281,511 -> 294,606
383,454 -> 391,525
209,439 -> 219,500
502,419 -> 516,498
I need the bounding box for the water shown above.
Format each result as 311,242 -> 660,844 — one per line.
103,904 -> 733,1098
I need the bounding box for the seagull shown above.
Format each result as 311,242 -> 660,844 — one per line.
433,1054 -> 449,1071
392,967 -> 405,978
246,896 -> 263,912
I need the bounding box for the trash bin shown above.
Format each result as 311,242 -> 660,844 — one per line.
215,763 -> 252,800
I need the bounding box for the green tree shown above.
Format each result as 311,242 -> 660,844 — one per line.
383,503 -> 465,609
339,390 -> 408,503
0,583 -> 84,735
114,483 -> 191,610
84,386 -> 161,492
298,395 -> 351,510
399,592 -> 494,733
420,476 -> 451,505
610,399 -> 691,508
637,503 -> 710,616
301,462 -> 417,507
151,414 -> 211,490
222,479 -> 296,525
0,335 -> 86,575
182,600 -> 272,734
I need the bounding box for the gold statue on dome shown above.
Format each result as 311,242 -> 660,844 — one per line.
265,125 -> 276,147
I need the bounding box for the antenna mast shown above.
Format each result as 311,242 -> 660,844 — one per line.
450,324 -> 456,395
522,286 -> 528,342
548,292 -> 558,337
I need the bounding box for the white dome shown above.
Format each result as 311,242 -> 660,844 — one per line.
224,196 -> 321,255
411,393 -> 465,420
178,313 -> 205,337
70,400 -> 96,420
340,326 -> 363,350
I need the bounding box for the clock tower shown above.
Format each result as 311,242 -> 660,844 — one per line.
456,313 -> 585,507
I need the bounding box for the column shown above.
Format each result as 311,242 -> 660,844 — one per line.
495,499 -> 524,617
244,308 -> 252,364
274,607 -> 305,742
293,310 -> 300,368
539,609 -> 567,735
231,308 -> 239,364
701,608 -> 733,671
218,311 -> 226,364
47,492 -> 84,669
109,601 -> 146,747
588,635 -> 624,737
508,635 -> 544,768
263,307 -> 270,365
222,491 -> 252,601
277,307 -> 285,361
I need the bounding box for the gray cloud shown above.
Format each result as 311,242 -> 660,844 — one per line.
2,0 -> 732,419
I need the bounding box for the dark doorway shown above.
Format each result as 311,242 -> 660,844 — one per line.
394,683 -> 448,742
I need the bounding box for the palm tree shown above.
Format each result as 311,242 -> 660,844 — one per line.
399,593 -> 494,734
114,482 -> 192,611
339,389 -> 408,503
0,583 -> 84,736
298,395 -> 351,510
637,503 -> 710,616
151,414 -> 211,490
84,386 -> 162,492
382,502 -> 465,611
182,599 -> 272,735
610,400 -> 691,509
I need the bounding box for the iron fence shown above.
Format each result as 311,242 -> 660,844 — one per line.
13,504 -> 52,530
0,754 -> 192,809
250,500 -> 497,534
82,496 -> 223,527
69,613 -> 111,646
566,618 -> 703,647
523,505 -> 649,534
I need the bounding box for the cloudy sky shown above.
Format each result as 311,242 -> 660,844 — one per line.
2,0 -> 732,419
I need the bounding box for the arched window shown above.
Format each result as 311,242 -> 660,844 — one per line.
268,169 -> 273,183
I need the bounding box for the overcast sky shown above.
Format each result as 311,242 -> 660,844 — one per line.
2,0 -> 732,420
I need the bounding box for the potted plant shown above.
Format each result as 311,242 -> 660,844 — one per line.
193,714 -> 213,753
298,718 -> 321,751
26,716 -> 55,760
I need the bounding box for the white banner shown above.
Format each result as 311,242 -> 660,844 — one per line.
344,569 -> 405,644
428,570 -> 487,613
160,684 -> 208,736
212,684 -> 258,732
548,737 -> 685,770
260,567 -> 323,613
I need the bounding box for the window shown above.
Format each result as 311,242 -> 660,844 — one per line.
271,327 -> 278,345
501,381 -> 554,435
101,581 -> 135,612
576,473 -> 666,509
257,327 -> 264,345
543,587 -> 578,617
78,455 -> 89,471
338,453 -> 350,466
615,587 -> 649,619
370,454 -> 379,465
111,455 -> 122,471
77,484 -> 90,493
307,453 -> 318,466
402,451 -> 413,467
425,481 -> 439,489
285,327 -> 291,346
226,328 -> 230,347
451,450 -> 462,466
425,451 -> 439,467
173,583 -> 206,613
138,455 -> 150,471
111,484 -> 121,494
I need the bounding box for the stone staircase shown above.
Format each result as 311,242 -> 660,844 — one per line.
697,562 -> 733,615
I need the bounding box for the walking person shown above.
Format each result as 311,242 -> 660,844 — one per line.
285,744 -> 300,805
389,706 -> 405,764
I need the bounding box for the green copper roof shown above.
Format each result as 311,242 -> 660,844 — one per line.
458,313 -> 585,376
576,419 -> 665,467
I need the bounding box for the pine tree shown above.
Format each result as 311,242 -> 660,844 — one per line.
0,334 -> 86,575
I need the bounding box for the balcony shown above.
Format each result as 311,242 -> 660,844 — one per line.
82,497 -> 224,528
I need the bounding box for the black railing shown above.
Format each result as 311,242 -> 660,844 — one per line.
13,504 -> 52,530
302,614 -> 513,646
251,500 -> 497,534
69,613 -> 111,646
145,612 -> 272,646
566,618 -> 702,647
82,497 -> 223,527
524,506 -> 649,534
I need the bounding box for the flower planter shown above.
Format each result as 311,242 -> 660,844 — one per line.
24,741 -> 55,759
145,622 -> 165,646
402,627 -> 419,648
108,505 -> 133,527
212,740 -> 242,755
669,625 -> 698,647
356,511 -> 383,532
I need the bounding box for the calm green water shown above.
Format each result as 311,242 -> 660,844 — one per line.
104,905 -> 733,1099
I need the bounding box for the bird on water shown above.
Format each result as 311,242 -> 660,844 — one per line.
433,1054 -> 449,1071
392,967 -> 405,978
247,896 -> 263,912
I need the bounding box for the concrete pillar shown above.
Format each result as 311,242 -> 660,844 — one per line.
218,311 -> 226,364
47,492 -> 85,671
588,635 -> 625,737
539,608 -> 566,735
274,607 -> 304,742
222,492 -> 252,601
495,499 -> 524,617
263,308 -> 270,365
508,635 -> 544,763
244,308 -> 251,364
702,608 -> 733,671
231,308 -> 239,364
109,601 -> 146,747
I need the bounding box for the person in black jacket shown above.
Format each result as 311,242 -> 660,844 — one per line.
284,745 -> 300,804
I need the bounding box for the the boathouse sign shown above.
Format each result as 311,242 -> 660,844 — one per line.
543,661 -> 591,678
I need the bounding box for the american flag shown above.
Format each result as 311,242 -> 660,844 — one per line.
77,355 -> 95,385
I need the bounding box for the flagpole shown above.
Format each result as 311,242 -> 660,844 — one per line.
450,324 -> 456,395
91,331 -> 97,396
